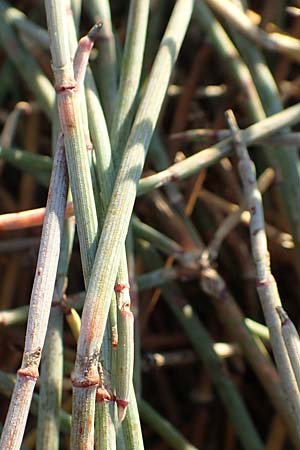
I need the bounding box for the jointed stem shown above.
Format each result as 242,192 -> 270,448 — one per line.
0,138 -> 68,450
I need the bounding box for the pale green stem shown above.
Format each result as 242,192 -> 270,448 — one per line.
245,318 -> 270,342
0,138 -> 68,450
36,217 -> 75,450
44,0 -> 99,285
139,241 -> 264,450
227,109 -> 300,427
84,0 -> 118,127
138,101 -> 300,196
277,307 -> 300,392
0,1 -> 55,119
85,61 -> 142,437
193,0 -> 265,122
4,102 -> 300,198
204,0 -> 300,62
139,399 -> 198,450
72,2 -> 194,449
228,0 -> 300,247
44,3 -> 102,445
1,1 -> 49,49
110,0 -> 150,166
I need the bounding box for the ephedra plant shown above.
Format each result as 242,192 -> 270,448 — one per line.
2,1 -> 300,449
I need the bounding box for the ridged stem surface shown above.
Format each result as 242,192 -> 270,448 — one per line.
0,139 -> 67,450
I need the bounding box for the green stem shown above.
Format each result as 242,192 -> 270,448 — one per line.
0,0 -> 55,119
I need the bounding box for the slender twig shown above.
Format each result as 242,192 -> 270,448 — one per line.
70,2 -> 194,448
84,0 -> 118,128
85,63 -> 135,437
0,102 -> 34,148
121,387 -> 145,449
110,0 -> 150,166
245,318 -> 270,343
2,101 -> 300,201
199,189 -> 294,249
0,371 -> 71,433
193,0 -> 265,122
70,0 -> 81,35
139,399 -> 198,450
0,305 -> 30,326
277,307 -> 300,392
0,146 -> 52,179
204,168 -> 275,262
36,217 -> 75,450
205,0 -> 300,62
0,1 -> 54,119
44,0 -> 100,284
227,109 -> 300,425
0,1 -> 49,49
138,101 -> 300,195
126,226 -> 142,399
0,137 -> 68,450
137,267 -> 181,291
36,308 -> 64,450
139,241 -> 264,450
170,129 -> 300,146
85,66 -> 134,425
228,0 -> 300,250
0,202 -> 73,231
44,6 -> 104,445
132,215 -> 184,258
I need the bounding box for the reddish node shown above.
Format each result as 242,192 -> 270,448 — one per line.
114,283 -> 130,293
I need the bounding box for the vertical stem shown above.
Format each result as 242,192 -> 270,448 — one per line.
36,217 -> 75,450
44,0 -> 99,285
0,1 -> 55,119
44,4 -> 103,445
85,0 -> 118,128
0,138 -> 68,450
110,0 -> 150,165
229,0 -> 300,249
139,242 -> 264,450
72,1 -> 194,448
277,307 -> 300,392
227,109 -> 300,425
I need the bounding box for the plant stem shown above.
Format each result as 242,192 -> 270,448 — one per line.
1,1 -> 49,49
72,1 -> 194,448
0,371 -> 73,433
44,0 -> 100,286
277,307 -> 300,392
85,67 -> 138,429
0,137 -> 68,450
193,1 -> 265,122
84,0 -> 118,128
138,101 -> 300,195
43,8 -> 105,446
227,109 -> 300,426
139,241 -> 264,450
110,0 -> 150,165
0,4 -> 54,119
36,217 -> 74,450
228,0 -> 300,249
205,0 -> 300,62
139,399 -> 198,450
3,100 -> 300,200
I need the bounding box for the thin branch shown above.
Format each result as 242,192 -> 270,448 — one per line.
227,108 -> 300,426
0,137 -> 68,450
72,1 -> 194,448
277,307 -> 300,392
